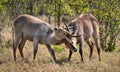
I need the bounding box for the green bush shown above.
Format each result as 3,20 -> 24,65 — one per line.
0,40 -> 12,53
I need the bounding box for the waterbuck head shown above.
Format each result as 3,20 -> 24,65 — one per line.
62,21 -> 80,51
53,27 -> 78,52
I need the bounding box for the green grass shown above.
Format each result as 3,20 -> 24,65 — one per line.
53,45 -> 64,53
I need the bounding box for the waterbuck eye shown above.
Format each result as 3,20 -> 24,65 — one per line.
66,34 -> 70,37
72,32 -> 74,34
64,32 -> 67,35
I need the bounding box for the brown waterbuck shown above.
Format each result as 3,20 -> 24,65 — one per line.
64,13 -> 101,62
12,14 -> 79,62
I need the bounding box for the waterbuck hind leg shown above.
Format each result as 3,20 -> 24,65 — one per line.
79,43 -> 83,62
95,40 -> 101,61
46,44 -> 56,62
92,20 -> 101,61
13,33 -> 22,61
93,34 -> 101,61
68,50 -> 73,61
86,40 -> 94,60
18,39 -> 26,59
78,38 -> 84,62
33,39 -> 39,60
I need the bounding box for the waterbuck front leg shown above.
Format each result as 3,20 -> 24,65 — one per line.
64,42 -> 73,61
45,44 -> 56,62
18,38 -> 26,59
68,50 -> 73,61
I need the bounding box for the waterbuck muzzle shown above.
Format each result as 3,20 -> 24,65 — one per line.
65,38 -> 77,52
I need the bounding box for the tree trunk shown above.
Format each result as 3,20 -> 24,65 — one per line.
29,0 -> 34,15
57,2 -> 61,28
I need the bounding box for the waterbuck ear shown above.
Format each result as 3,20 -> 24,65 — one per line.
62,25 -> 66,30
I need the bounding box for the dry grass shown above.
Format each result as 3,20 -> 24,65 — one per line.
0,25 -> 120,72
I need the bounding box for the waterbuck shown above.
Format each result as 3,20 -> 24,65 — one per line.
12,14 -> 78,62
65,13 -> 101,61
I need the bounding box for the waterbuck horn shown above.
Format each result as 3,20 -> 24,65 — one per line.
63,22 -> 70,32
69,34 -> 82,37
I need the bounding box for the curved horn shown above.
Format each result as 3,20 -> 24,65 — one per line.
67,32 -> 82,37
63,22 -> 70,32
70,34 -> 82,37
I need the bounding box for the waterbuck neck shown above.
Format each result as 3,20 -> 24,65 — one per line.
41,32 -> 64,45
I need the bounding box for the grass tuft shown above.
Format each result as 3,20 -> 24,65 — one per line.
53,45 -> 64,53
